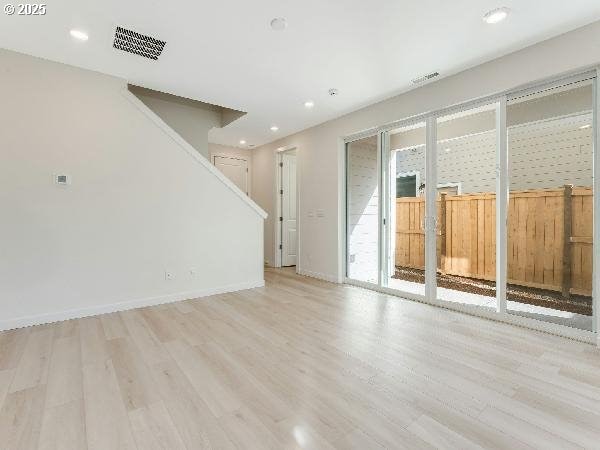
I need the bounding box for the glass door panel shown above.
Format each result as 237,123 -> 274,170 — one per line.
506,79 -> 594,331
346,136 -> 379,283
384,122 -> 426,296
435,104 -> 498,309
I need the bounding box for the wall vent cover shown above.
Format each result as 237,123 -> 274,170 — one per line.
412,72 -> 440,84
113,26 -> 166,60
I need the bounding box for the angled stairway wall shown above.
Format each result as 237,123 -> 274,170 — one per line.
0,48 -> 267,330
128,85 -> 246,159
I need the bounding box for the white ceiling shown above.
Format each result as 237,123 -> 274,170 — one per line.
2,1 -> 600,149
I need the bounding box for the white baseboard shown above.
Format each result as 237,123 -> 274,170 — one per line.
297,268 -> 340,284
0,279 -> 265,331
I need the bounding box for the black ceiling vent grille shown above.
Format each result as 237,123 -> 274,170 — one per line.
412,71 -> 440,85
113,26 -> 166,60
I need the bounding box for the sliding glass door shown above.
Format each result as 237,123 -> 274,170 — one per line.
345,71 -> 598,340
346,136 -> 379,283
506,78 -> 595,331
383,122 -> 427,296
435,104 -> 499,310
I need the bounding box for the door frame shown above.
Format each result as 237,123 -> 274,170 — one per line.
274,146 -> 299,269
211,154 -> 250,196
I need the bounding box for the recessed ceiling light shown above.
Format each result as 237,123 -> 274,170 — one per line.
270,18 -> 287,31
328,88 -> 339,96
483,7 -> 510,24
270,125 -> 279,132
304,100 -> 315,109
70,29 -> 89,41
239,140 -> 246,145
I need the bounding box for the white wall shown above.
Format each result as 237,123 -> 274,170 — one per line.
0,49 -> 266,330
252,20 -> 600,282
209,143 -> 253,196
129,86 -> 223,159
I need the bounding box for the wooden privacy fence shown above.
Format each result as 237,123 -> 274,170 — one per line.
395,186 -> 593,297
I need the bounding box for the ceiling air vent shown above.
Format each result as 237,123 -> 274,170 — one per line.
412,72 -> 440,85
113,26 -> 166,60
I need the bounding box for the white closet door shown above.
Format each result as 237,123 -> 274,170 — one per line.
282,153 -> 297,266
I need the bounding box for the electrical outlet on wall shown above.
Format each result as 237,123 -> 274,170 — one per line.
165,271 -> 174,281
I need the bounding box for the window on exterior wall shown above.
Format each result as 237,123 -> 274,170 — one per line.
396,174 -> 417,197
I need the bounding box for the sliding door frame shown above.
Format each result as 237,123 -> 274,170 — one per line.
380,131 -> 390,287
343,67 -> 599,345
424,116 -> 438,303
344,133 -> 380,289
496,98 -> 508,314
594,70 -> 600,340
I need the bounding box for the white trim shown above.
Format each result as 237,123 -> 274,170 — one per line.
122,88 -> 267,219
338,138 -> 347,283
344,277 -> 595,345
496,97 -> 508,314
425,116 -> 437,302
377,132 -> 384,286
0,279 -> 265,332
594,73 -> 600,339
298,268 -> 339,283
382,131 -> 394,282
343,141 -> 350,281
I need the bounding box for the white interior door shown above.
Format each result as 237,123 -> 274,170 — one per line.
213,156 -> 248,194
281,153 -> 297,266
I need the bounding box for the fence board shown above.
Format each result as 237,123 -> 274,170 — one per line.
395,186 -> 593,296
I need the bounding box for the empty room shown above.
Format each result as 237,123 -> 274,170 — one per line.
2,1 -> 600,449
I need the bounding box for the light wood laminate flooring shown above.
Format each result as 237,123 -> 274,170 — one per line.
1,267 -> 599,449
